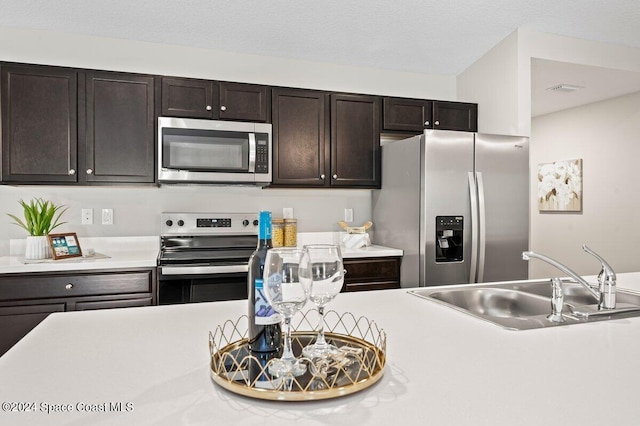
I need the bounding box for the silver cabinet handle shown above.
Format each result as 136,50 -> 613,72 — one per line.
206,105 -> 212,111
424,121 -> 430,126
86,169 -> 93,175
332,174 -> 338,179
65,283 -> 73,290
434,120 -> 440,126
68,169 -> 76,175
320,174 -> 325,179
220,105 -> 227,111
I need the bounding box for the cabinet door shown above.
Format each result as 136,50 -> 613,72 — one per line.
272,88 -> 329,186
330,94 -> 381,188
82,72 -> 155,183
218,82 -> 269,122
433,101 -> 478,132
382,97 -> 432,132
1,64 -> 78,183
0,303 -> 66,356
161,77 -> 216,119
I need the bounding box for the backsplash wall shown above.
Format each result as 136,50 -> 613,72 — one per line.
0,185 -> 372,256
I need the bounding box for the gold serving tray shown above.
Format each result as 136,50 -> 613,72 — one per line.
209,310 -> 386,401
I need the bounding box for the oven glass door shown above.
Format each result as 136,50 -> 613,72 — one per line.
162,127 -> 250,172
158,270 -> 248,304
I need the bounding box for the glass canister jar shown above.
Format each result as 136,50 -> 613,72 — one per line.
284,219 -> 297,247
272,218 -> 284,247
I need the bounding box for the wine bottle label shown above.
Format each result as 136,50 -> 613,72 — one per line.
254,278 -> 281,325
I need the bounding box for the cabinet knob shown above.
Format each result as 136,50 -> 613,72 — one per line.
65,283 -> 73,290
220,105 -> 227,111
86,168 -> 93,175
320,174 -> 325,179
424,121 -> 430,126
332,174 -> 338,179
434,120 -> 440,126
206,105 -> 212,111
68,169 -> 76,176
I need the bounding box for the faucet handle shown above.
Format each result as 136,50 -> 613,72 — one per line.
582,244 -> 616,281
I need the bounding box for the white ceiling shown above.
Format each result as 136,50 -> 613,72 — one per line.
2,0 -> 640,115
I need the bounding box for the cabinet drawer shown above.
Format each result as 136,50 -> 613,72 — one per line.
0,270 -> 154,301
344,257 -> 400,282
75,297 -> 154,311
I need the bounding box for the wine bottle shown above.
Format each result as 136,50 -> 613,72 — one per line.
248,211 -> 282,353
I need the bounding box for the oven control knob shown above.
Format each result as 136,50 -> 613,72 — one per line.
165,220 -> 173,227
253,219 -> 259,226
177,220 -> 184,226
242,219 -> 250,227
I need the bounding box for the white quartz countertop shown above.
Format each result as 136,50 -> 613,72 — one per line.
0,237 -> 160,274
2,273 -> 640,425
0,234 -> 402,274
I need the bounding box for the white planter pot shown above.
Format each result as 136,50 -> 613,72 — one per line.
24,236 -> 52,260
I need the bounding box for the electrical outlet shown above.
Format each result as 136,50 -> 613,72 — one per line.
81,208 -> 93,225
344,208 -> 354,223
101,208 -> 114,225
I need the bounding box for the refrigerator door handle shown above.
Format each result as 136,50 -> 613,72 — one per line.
468,172 -> 479,283
476,172 -> 487,283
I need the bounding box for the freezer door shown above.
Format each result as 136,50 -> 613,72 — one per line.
474,134 -> 529,282
422,131 -> 475,286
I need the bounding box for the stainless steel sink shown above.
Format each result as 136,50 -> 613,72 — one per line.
409,279 -> 640,330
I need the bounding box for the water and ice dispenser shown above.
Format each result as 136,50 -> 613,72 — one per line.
435,216 -> 464,263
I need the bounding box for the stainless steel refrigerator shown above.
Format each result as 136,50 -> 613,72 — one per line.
372,130 -> 529,287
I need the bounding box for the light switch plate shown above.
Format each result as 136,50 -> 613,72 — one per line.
283,208 -> 294,219
102,208 -> 113,225
344,208 -> 354,223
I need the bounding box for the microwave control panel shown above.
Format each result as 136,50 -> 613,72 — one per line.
255,135 -> 269,174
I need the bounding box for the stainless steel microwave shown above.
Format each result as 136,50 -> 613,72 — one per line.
157,117 -> 272,185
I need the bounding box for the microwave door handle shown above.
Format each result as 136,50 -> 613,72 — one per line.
248,133 -> 256,173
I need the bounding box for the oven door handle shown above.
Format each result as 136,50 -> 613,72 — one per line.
161,265 -> 249,275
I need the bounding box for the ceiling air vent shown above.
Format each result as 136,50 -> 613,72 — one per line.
546,84 -> 584,92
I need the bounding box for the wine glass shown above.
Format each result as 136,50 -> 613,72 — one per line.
299,244 -> 345,359
262,248 -> 308,377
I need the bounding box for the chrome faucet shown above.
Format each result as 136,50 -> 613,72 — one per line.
522,246 -> 616,311
582,244 -> 616,309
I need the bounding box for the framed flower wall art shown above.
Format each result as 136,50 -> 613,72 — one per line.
538,159 -> 583,212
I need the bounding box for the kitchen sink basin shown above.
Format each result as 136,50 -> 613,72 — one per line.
409,279 -> 640,330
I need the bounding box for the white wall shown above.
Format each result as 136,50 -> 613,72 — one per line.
530,91 -> 640,278
0,26 -> 456,99
456,30 -> 521,135
0,26 -> 457,257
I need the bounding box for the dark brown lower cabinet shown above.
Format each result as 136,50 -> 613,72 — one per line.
0,268 -> 156,356
342,257 -> 401,292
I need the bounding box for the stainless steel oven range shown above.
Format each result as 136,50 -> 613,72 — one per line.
157,212 -> 258,304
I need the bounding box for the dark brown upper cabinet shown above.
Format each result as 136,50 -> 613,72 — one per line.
1,64 -> 78,183
81,71 -> 155,183
330,93 -> 381,188
161,77 -> 216,119
382,97 -> 432,132
271,90 -> 380,188
432,101 -> 478,132
383,97 -> 478,133
271,88 -> 329,186
218,82 -> 269,122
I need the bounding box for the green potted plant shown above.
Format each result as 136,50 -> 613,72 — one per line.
7,198 -> 68,259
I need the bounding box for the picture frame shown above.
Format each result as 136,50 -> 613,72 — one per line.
537,158 -> 583,212
47,232 -> 83,260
